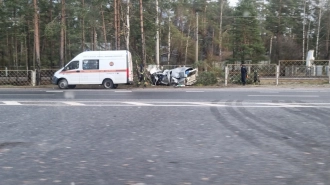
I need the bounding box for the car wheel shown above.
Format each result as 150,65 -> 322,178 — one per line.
58,79 -> 68,89
103,79 -> 114,89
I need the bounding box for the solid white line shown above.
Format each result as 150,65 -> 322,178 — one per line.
186,91 -> 204,92
0,104 -> 328,108
115,91 -> 132,93
123,102 -> 153,106
0,94 -> 51,96
256,103 -> 305,107
46,91 -> 63,93
3,101 -> 22,105
248,95 -> 319,97
190,102 -> 226,106
63,102 -> 85,106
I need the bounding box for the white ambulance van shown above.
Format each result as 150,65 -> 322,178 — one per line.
52,50 -> 133,89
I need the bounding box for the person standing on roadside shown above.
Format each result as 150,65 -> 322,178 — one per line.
241,64 -> 247,86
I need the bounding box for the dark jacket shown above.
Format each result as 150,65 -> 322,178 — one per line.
241,66 -> 247,74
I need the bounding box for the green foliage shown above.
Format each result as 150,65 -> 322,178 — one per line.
0,0 -> 329,71
229,73 -> 253,84
196,71 -> 218,86
231,0 -> 266,62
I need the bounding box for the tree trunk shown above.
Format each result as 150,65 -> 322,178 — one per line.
139,0 -> 146,67
81,0 -> 85,51
167,16 -> 171,65
60,0 -> 65,67
34,0 -> 40,85
219,0 -> 224,62
101,5 -> 107,50
49,0 -> 54,67
94,27 -> 97,50
316,2 -> 322,59
27,20 -> 31,69
275,0 -> 282,61
117,0 -> 121,49
114,0 -> 118,50
302,0 -> 306,60
185,22 -> 191,66
327,9 -> 330,59
195,12 -> 199,63
155,0 -> 159,65
125,0 -> 130,51
65,23 -> 67,62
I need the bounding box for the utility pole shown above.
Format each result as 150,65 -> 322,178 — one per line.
34,0 -> 40,85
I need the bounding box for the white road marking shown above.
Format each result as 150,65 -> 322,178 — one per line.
1,101 -> 330,108
0,94 -> 51,96
190,102 -> 226,107
123,102 -> 153,106
46,91 -> 63,93
257,103 -> 306,107
248,95 -> 319,97
3,101 -> 22,105
63,102 -> 85,106
186,91 -> 204,92
115,91 -> 132,93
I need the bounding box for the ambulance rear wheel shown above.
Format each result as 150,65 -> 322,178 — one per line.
58,79 -> 68,89
103,79 -> 114,89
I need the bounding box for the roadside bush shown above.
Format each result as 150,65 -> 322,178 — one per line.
230,73 -> 253,84
196,71 -> 218,86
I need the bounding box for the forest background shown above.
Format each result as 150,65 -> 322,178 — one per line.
0,0 -> 329,72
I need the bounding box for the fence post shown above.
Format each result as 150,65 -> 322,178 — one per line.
31,70 -> 36,86
276,65 -> 279,86
225,66 -> 228,86
5,67 -> 8,77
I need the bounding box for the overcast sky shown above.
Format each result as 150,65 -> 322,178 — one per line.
228,0 -> 238,7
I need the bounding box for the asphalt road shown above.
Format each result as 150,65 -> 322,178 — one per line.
0,87 -> 330,185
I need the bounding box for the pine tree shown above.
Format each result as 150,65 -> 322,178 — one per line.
231,0 -> 265,63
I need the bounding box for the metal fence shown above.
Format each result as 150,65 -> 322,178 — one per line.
225,64 -> 277,85
0,70 -> 33,86
39,69 -> 57,85
279,60 -> 330,78
0,69 -> 56,86
1,63 -> 329,87
150,65 -> 193,70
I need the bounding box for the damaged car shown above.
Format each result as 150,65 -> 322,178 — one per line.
147,65 -> 198,86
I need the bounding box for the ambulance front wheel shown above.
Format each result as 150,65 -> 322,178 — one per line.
58,79 -> 68,89
103,79 -> 114,89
